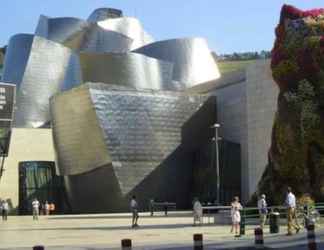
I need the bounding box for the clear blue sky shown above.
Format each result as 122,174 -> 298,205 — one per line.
1,0 -> 323,54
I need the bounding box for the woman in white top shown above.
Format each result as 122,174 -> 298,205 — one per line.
230,196 -> 243,236
193,198 -> 203,226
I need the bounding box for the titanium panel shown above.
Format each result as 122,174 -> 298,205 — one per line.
87,8 -> 123,22
36,15 -> 133,53
91,83 -> 209,195
97,17 -> 154,50
51,82 -> 208,195
79,52 -> 174,90
2,34 -> 33,87
14,36 -> 81,128
133,38 -> 220,89
80,23 -> 133,53
35,15 -> 89,50
50,85 -> 111,176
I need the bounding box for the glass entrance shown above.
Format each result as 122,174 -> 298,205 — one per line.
18,161 -> 65,215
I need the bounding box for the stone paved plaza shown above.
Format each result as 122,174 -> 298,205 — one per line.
0,212 -> 324,249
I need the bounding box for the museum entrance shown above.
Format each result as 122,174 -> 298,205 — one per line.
18,161 -> 68,215
192,140 -> 241,205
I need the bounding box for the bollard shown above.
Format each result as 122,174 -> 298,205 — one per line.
33,246 -> 44,250
254,227 -> 264,249
193,234 -> 203,250
121,239 -> 132,250
307,224 -> 317,250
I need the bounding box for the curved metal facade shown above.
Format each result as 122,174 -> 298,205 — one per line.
97,17 -> 154,50
2,34 -> 34,87
36,15 -> 133,53
51,83 -> 215,212
51,84 -> 111,176
87,8 -> 123,22
79,23 -> 133,53
134,38 -> 220,88
13,36 -> 81,127
2,7 -> 222,212
35,15 -> 89,50
79,52 -> 173,90
51,83 -> 208,177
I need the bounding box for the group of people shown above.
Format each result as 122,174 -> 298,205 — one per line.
0,199 -> 9,221
191,186 -> 302,237
32,198 -> 55,220
228,186 -> 301,237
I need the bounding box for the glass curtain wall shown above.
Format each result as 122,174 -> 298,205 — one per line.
18,161 -> 66,214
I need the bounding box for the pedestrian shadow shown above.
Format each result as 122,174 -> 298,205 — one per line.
0,223 -> 200,232
47,213 -> 192,220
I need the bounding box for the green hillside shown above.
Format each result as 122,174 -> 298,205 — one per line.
217,60 -> 256,74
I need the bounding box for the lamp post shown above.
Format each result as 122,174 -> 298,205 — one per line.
211,123 -> 221,205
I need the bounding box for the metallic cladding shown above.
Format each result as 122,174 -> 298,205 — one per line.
36,15 -> 133,53
51,85 -> 111,176
14,36 -> 81,128
97,17 -> 154,50
35,15 -> 89,50
133,38 -> 221,88
2,34 -> 34,86
79,52 -> 174,90
79,23 -> 133,53
2,7 -> 223,212
87,8 -> 123,22
51,82 -> 208,195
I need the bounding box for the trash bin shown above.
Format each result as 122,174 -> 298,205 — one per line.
269,212 -> 280,233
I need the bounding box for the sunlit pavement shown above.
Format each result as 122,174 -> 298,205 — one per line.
0,212 -> 323,249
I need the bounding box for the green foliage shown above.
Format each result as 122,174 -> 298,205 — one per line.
283,80 -> 320,140
297,194 -> 315,207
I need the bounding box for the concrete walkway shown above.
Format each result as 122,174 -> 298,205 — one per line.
0,212 -> 323,249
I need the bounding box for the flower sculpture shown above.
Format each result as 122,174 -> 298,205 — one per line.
258,5 -> 324,203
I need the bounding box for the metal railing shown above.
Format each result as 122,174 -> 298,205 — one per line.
200,203 -> 324,225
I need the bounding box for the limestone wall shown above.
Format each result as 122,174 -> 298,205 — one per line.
212,60 -> 278,202
0,128 -> 55,211
243,60 -> 278,200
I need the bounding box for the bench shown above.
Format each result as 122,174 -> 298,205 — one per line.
150,202 -> 176,216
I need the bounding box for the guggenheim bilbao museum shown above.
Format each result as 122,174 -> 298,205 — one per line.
0,8 -> 278,213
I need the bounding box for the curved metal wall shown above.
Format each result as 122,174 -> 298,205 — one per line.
51,83 -> 216,212
87,8 -> 123,22
14,36 -> 81,128
51,83 -> 208,189
133,38 -> 220,89
2,34 -> 34,87
79,23 -> 133,53
35,15 -> 89,50
97,17 -> 154,50
79,52 -> 173,90
36,15 -> 133,53
51,84 -> 111,176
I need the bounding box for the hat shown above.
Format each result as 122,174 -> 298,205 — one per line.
261,194 -> 266,199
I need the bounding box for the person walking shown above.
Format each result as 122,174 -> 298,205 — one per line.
1,200 -> 9,221
285,187 -> 300,235
130,196 -> 139,228
32,198 -> 40,220
44,201 -> 50,215
149,199 -> 154,216
193,197 -> 203,226
258,194 -> 268,229
230,196 -> 243,237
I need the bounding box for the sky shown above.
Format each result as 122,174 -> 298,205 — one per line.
1,0 -> 323,54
